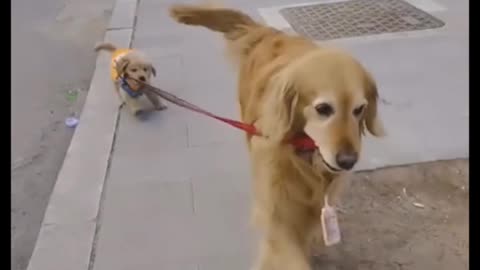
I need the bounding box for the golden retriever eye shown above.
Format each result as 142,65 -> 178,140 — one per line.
131,68 -> 138,72
353,105 -> 365,116
315,103 -> 334,117
144,68 -> 148,72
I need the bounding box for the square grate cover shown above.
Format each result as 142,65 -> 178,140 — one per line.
279,0 -> 445,40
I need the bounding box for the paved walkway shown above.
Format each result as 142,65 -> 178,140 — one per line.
94,0 -> 468,267
27,0 -> 468,269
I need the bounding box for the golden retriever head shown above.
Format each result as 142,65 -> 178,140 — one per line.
262,48 -> 385,173
116,51 -> 156,89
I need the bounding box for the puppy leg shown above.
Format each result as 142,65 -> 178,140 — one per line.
119,89 -> 144,116
144,91 -> 167,111
113,82 -> 126,107
253,226 -> 311,270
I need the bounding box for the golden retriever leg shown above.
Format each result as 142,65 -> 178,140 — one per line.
308,225 -> 325,257
253,226 -> 311,270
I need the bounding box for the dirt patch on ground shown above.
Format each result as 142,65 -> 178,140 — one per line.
313,159 -> 469,270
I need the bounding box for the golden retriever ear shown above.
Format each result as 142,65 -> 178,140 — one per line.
115,57 -> 130,77
363,74 -> 386,137
261,74 -> 299,142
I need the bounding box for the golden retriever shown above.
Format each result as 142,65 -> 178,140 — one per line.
95,42 -> 166,116
170,3 -> 385,269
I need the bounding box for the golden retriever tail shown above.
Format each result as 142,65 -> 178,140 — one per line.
94,42 -> 117,53
169,4 -> 260,40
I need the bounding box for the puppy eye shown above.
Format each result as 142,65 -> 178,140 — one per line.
131,68 -> 138,72
353,105 -> 365,116
315,103 -> 334,117
144,68 -> 148,72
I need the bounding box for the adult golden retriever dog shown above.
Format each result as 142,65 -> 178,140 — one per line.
170,3 -> 385,269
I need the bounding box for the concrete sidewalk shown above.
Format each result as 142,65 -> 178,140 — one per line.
27,0 -> 468,269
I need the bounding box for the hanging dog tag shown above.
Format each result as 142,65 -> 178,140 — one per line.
321,195 -> 341,246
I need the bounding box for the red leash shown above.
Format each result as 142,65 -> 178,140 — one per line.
137,80 -> 316,150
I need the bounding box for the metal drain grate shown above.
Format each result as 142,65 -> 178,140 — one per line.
279,0 -> 445,40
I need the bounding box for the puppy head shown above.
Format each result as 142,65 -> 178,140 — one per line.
262,49 -> 385,173
115,51 -> 156,89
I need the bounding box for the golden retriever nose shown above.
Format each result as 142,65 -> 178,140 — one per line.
336,152 -> 358,170
139,76 -> 146,82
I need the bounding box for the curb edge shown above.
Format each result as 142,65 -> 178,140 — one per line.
25,1 -> 139,270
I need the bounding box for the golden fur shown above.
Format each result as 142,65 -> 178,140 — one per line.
94,42 -> 166,116
170,4 -> 385,269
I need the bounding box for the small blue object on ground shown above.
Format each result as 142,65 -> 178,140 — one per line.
65,117 -> 79,128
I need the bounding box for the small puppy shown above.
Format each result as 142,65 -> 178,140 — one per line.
94,42 -> 166,116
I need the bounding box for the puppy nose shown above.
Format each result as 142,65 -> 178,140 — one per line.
139,76 -> 146,82
335,152 -> 358,170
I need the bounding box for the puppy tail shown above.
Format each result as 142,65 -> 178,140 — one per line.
94,42 -> 117,52
169,3 -> 259,40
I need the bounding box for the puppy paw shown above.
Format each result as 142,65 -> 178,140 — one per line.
133,109 -> 145,117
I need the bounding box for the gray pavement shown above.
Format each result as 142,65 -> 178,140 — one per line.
26,0 -> 468,269
11,0 -> 114,269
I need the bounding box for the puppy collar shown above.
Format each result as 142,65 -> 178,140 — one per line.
120,77 -> 143,98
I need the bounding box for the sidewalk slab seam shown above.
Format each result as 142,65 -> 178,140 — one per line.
108,0 -> 138,30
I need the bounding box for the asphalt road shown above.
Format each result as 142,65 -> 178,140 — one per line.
11,0 -> 115,269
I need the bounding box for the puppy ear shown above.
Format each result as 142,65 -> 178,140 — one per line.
261,73 -> 299,142
363,73 -> 386,137
150,65 -> 157,77
115,57 -> 130,77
